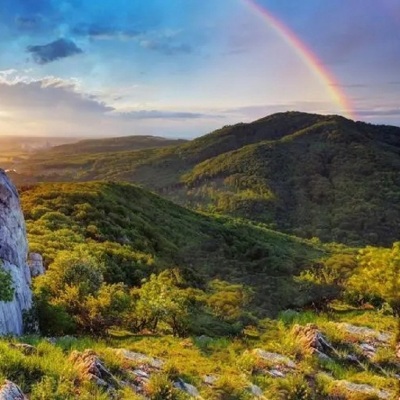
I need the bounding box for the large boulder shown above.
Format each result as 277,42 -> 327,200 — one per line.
0,170 -> 32,335
292,324 -> 334,359
0,380 -> 27,400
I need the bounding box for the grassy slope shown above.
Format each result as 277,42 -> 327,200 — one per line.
16,112 -> 400,246
20,181 -> 332,316
0,310 -> 397,399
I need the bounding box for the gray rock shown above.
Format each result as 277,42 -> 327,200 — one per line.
359,342 -> 376,358
0,380 -> 27,400
338,323 -> 392,343
174,379 -> 200,398
132,369 -> 150,381
203,375 -> 218,385
253,349 -> 296,369
115,349 -> 164,369
335,380 -> 391,399
69,350 -> 119,389
248,383 -> 263,397
9,343 -> 36,355
27,253 -> 45,277
268,369 -> 285,378
0,170 -> 32,336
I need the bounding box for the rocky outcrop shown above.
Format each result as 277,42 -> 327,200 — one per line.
0,170 -> 32,336
251,349 -> 296,377
292,324 -> 335,359
69,350 -> 119,388
0,380 -> 27,400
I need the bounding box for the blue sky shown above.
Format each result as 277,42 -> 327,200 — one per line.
0,0 -> 399,137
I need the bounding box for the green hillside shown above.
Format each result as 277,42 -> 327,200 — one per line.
16,112 -> 400,245
20,181 -> 331,318
10,180 -> 399,399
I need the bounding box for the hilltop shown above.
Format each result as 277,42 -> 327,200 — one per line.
16,112 -> 400,246
40,135 -> 188,156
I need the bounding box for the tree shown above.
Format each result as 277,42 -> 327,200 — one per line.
206,280 -> 251,321
348,242 -> 400,314
130,270 -> 193,336
33,247 -> 130,335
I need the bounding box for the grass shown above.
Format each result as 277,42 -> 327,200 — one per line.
0,309 -> 396,399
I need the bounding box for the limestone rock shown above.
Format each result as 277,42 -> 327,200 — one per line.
337,323 -> 392,344
27,253 -> 45,278
115,349 -> 164,369
247,384 -> 264,397
333,380 -> 391,399
0,380 -> 27,400
174,378 -> 200,398
292,324 -> 334,358
252,349 -> 296,369
69,350 -> 119,388
203,375 -> 218,385
8,343 -> 36,355
0,170 -> 32,336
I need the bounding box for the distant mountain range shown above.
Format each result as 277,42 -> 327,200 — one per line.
12,111 -> 400,245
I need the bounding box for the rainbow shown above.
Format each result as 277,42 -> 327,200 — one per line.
243,0 -> 356,119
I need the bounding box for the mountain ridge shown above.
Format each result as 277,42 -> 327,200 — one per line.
11,111 -> 400,245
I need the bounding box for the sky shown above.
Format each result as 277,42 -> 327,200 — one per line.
0,0 -> 399,138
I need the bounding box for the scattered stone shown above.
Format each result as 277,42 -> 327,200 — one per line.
252,349 -> 296,369
69,350 -> 119,388
334,380 -> 391,399
174,378 -> 200,398
27,253 -> 45,277
203,375 -> 218,385
115,349 -> 164,369
132,369 -> 150,381
248,383 -> 264,397
268,369 -> 286,378
338,323 -> 392,344
8,343 -> 36,356
359,342 -> 376,358
0,380 -> 27,400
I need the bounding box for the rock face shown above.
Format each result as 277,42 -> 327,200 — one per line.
0,170 -> 32,336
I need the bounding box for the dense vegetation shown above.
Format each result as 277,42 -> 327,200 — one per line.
15,112 -> 400,246
20,181 -> 329,326
18,181 -> 400,335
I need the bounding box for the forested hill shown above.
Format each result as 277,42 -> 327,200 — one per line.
20,180 -> 327,317
29,135 -> 187,158
15,112 -> 400,245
